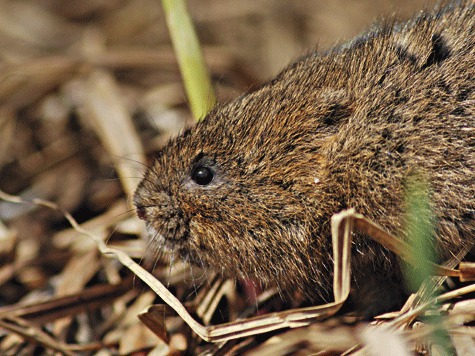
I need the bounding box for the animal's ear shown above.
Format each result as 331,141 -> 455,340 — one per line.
312,89 -> 354,132
320,89 -> 353,123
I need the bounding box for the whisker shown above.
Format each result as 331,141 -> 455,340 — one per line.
114,154 -> 153,170
114,207 -> 139,219
167,243 -> 177,290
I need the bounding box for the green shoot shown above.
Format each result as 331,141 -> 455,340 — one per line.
161,0 -> 216,120
403,176 -> 452,353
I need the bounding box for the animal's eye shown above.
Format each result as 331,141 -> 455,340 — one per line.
191,165 -> 214,185
136,206 -> 147,220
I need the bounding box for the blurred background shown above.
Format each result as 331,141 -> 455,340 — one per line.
0,0 -> 440,353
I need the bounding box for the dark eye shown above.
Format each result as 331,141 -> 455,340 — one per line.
191,165 -> 214,185
136,206 -> 147,220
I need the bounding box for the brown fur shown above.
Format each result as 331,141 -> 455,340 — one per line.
134,1 -> 474,314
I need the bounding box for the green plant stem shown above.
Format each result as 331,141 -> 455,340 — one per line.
161,0 -> 216,120
404,177 -> 451,353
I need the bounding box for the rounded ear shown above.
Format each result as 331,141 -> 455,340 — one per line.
318,89 -> 354,126
305,89 -> 353,137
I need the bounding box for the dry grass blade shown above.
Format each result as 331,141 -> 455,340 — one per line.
80,70 -> 146,197
0,107 -> 15,166
0,316 -> 74,356
246,321 -> 358,355
459,262 -> 475,281
138,304 -> 169,343
52,200 -> 130,249
353,214 -> 461,278
195,278 -> 236,325
386,283 -> 475,331
0,57 -> 78,109
0,278 -> 132,324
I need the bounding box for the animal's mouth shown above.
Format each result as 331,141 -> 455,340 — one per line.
145,225 -> 207,266
136,202 -> 189,246
145,225 -> 187,249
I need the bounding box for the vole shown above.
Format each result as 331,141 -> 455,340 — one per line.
134,0 -> 474,316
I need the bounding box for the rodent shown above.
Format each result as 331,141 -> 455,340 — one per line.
134,1 -> 474,316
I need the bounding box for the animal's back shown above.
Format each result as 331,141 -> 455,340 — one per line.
311,1 -> 475,312
320,0 -> 475,254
